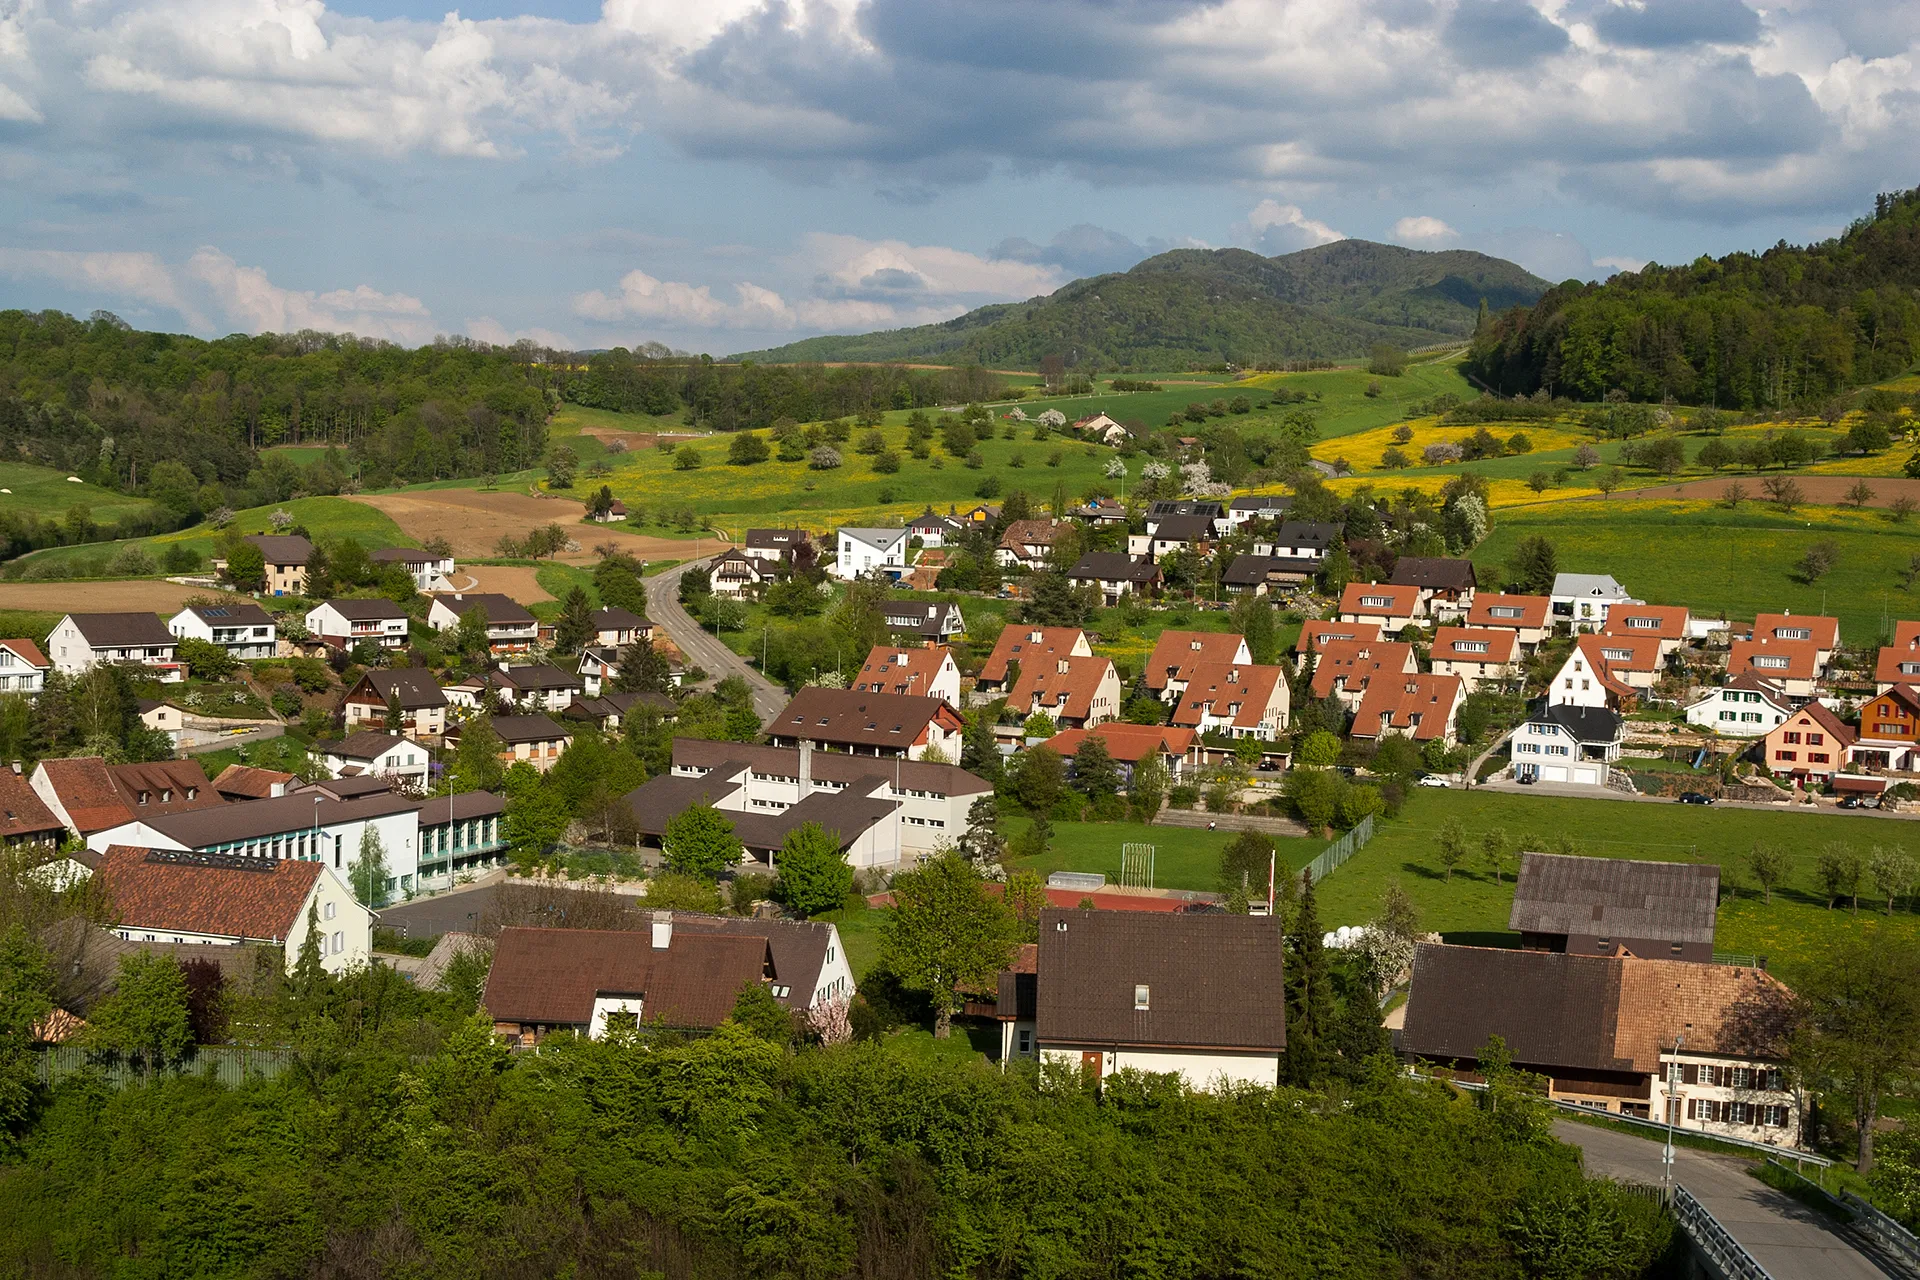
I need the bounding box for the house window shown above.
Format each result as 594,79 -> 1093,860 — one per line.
1784,732 -> 1801,743
1776,750 -> 1796,761
1809,753 -> 1829,764
1134,984 -> 1150,1011
1017,1029 -> 1033,1053
324,901 -> 336,921
1807,733 -> 1824,746
331,931 -> 343,953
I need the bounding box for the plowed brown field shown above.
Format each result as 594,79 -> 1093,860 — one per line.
349,489 -> 726,563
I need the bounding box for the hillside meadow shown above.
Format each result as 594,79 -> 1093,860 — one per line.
0,461 -> 157,525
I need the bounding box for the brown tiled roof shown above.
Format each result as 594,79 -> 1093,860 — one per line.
493,664 -> 579,692
1309,639 -> 1414,699
438,593 -> 537,625
39,757 -> 221,834
1067,552 -> 1160,585
320,598 -> 407,621
140,788 -> 418,845
211,764 -> 295,800
483,714 -> 569,745
243,534 -> 315,565
771,688 -> 963,750
1466,593 -> 1551,630
1509,853 -> 1719,944
672,738 -> 991,798
1350,673 -> 1462,741
1339,581 -> 1421,618
352,667 -> 448,710
1430,626 -> 1518,665
997,517 -> 1064,552
1876,625 -> 1920,687
1293,620 -> 1382,659
1010,654 -> 1115,723
669,914 -> 838,1011
1170,663 -> 1287,730
0,767 -> 61,840
37,757 -> 130,834
1601,605 -> 1691,642
592,607 -> 650,631
371,547 -> 442,565
0,637 -> 49,669
854,646 -> 953,699
1751,612 -> 1838,651
1047,723 -> 1196,764
483,925 -> 772,1028
1035,908 -> 1286,1051
1576,632 -> 1659,689
1389,557 -> 1475,592
1729,637 -> 1821,683
1142,629 -> 1250,692
67,612 -> 174,647
980,626 -> 1088,683
322,731 -> 408,761
1147,514 -> 1214,543
97,847 -> 321,941
1610,956 -> 1795,1070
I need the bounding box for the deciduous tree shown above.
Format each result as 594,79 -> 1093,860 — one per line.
880,851 -> 1018,1038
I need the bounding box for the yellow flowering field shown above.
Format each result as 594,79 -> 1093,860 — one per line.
1313,417 -> 1588,467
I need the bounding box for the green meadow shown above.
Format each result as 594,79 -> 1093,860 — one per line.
0,462 -> 157,525
1004,816 -> 1325,893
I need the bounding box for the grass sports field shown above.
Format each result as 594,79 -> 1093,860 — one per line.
1002,816 -> 1325,893
1311,788 -> 1920,984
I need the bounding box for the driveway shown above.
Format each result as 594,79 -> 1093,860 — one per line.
1554,1120 -> 1888,1280
644,557 -> 788,724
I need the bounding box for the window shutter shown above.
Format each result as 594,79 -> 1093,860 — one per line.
1682,1064 -> 1698,1085
1686,1098 -> 1698,1120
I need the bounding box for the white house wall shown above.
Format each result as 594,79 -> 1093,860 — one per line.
1040,1045 -> 1282,1091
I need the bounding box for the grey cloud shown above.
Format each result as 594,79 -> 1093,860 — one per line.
1474,227 -> 1601,281
1444,0 -> 1570,66
859,267 -> 925,292
54,191 -> 146,214
993,224 -> 1158,277
1588,0 -> 1760,49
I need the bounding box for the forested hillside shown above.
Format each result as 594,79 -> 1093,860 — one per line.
735,241 -> 1548,368
1465,186 -> 1920,406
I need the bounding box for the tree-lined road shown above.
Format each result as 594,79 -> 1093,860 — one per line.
644,557 -> 788,723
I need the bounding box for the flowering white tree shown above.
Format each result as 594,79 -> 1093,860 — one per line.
1037,409 -> 1067,427
1180,460 -> 1231,499
808,445 -> 843,470
1006,407 -> 1028,421
1140,460 -> 1171,482
1103,457 -> 1126,481
268,509 -> 294,531
1450,494 -> 1490,546
1423,441 -> 1463,464
808,996 -> 853,1046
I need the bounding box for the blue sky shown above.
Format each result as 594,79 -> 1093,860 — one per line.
0,0 -> 1914,356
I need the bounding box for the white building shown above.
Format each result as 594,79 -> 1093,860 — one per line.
1511,704 -> 1623,787
833,527 -> 909,580
306,599 -> 410,650
169,602 -> 277,659
371,547 -> 457,591
1552,573 -> 1641,629
47,612 -> 184,682
0,638 -> 50,695
95,847 -> 374,974
425,593 -> 539,654
317,732 -> 431,790
1685,676 -> 1793,737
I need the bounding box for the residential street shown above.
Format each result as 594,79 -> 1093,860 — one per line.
644,556 -> 789,723
1474,776 -> 1920,822
1553,1121 -> 1889,1280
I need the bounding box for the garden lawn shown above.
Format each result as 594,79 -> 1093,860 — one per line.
1470,499 -> 1920,642
1004,816 -> 1326,895
1311,788 -> 1920,984
0,463 -> 157,525
817,902 -> 889,979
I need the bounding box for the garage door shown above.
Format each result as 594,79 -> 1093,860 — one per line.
1539,765 -> 1568,783
1572,766 -> 1601,786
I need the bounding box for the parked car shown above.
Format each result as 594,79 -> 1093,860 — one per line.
1677,792 -> 1715,806
1841,796 -> 1864,809
1417,775 -> 1451,789
1517,772 -> 1536,785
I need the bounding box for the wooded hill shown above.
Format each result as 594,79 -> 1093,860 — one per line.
734,241 -> 1549,369
1465,186 -> 1920,407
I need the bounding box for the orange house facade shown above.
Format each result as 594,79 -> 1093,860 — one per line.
1850,687 -> 1920,773
1760,704 -> 1853,781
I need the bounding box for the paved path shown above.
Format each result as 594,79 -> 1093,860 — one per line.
1476,777 -> 1920,822
644,557 -> 788,724
1554,1121 -> 1888,1279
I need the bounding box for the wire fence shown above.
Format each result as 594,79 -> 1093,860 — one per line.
36,1044 -> 295,1091
1304,814 -> 1377,884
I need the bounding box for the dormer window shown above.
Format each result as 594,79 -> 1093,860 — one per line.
1134,984 -> 1150,1011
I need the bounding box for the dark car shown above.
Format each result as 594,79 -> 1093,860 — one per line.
1677,792 -> 1715,805
1841,796 -> 1863,809
1517,772 -> 1536,785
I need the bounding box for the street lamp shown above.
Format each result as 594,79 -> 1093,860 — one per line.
1663,1034 -> 1685,1198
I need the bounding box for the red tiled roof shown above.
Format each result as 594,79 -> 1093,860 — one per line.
0,637 -> 49,669
1339,581 -> 1421,618
1011,655 -> 1116,723
1350,673 -> 1462,741
1142,629 -> 1250,692
1750,612 -> 1838,652
980,625 -> 1088,683
1047,723 -> 1197,764
1876,623 -> 1920,686
97,847 -> 321,941
1170,663 -> 1288,730
853,646 -> 953,699
1430,626 -> 1518,666
1464,593 -> 1551,630
0,767 -> 61,841
1309,639 -> 1415,699
1601,605 -> 1691,642
1729,637 -> 1821,683
1293,620 -> 1382,658
212,764 -> 296,799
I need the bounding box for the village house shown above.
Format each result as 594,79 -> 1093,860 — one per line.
1402,944 -> 1801,1143
1389,557 -> 1477,619
1348,674 -> 1462,746
1071,498 -> 1129,527
710,549 -> 767,599
30,757 -> 221,841
1511,853 -> 1719,962
576,647 -> 624,698
316,732 -> 431,790
47,612 -> 184,681
667,737 -> 991,856
138,699 -> 184,747
853,646 -> 962,708
1222,553 -> 1319,596
1308,639 -> 1417,710
1144,500 -> 1226,535
487,665 -> 579,714
564,691 -> 673,734
908,509 -> 965,548
976,626 -> 1091,697
1128,514 -> 1214,560
1427,627 -> 1520,691
1601,604 -> 1693,661
588,499 -> 628,524
834,527 -> 909,580
211,764 -> 294,802
1169,663 -> 1291,741
766,688 -> 965,762
1224,495 -> 1292,530
427,593 -> 539,654
1546,634 -> 1661,710
96,847 -> 372,974
1464,593 -> 1553,651
1048,723 -> 1200,786
306,598 -> 410,651
882,600 -> 965,645
1066,552 -> 1160,605
623,766 -> 902,870
1684,675 -> 1793,738
996,518 -> 1067,570
1023,909 -> 1288,1091
1292,620 -> 1383,671
220,534 -> 314,596
1728,637 -> 1823,698
449,714 -> 570,773
371,546 -> 457,591
0,764 -> 66,849
1143,630 -> 1253,702
1510,704 -> 1624,788
1070,412 -> 1131,445
1337,582 -> 1425,633
168,602 -> 276,659
1849,685 -> 1920,773
1875,620 -> 1920,693
343,668 -> 449,739
1008,655 -> 1123,731
743,528 -> 811,568
1266,520 -> 1340,563
1749,613 -> 1839,672
1551,573 -> 1640,629
1761,702 -> 1853,782
590,607 -> 653,649
0,638 -> 48,696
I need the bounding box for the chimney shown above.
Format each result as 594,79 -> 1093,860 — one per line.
799,738 -> 813,796
651,910 -> 672,950
8,761 -> 18,775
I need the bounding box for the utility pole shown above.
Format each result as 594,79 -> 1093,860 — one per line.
1663,1034 -> 1684,1199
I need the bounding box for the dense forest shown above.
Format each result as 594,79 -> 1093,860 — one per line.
1465,186 -> 1920,406
735,242 -> 1548,369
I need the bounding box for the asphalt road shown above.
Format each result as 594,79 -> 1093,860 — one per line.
644,556 -> 788,724
1554,1120 -> 1888,1280
1476,776 -> 1920,821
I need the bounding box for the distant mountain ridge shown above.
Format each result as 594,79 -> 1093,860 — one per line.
733,239 -> 1550,367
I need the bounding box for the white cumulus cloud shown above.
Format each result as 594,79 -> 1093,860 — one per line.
186,249 -> 433,341
1238,201 -> 1344,255
1391,215 -> 1461,247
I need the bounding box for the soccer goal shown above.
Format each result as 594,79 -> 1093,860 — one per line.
1119,843 -> 1156,890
